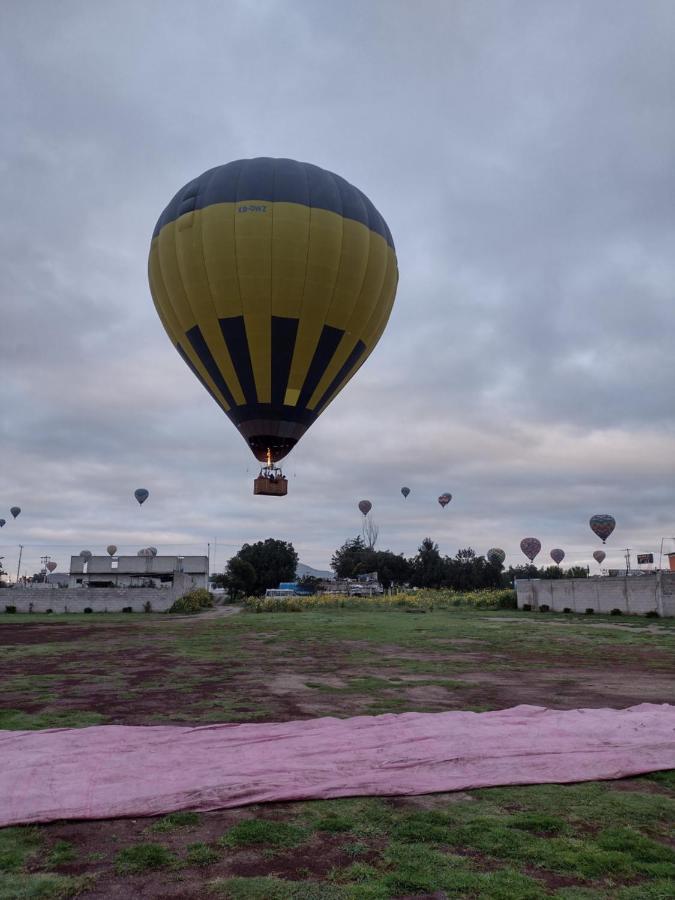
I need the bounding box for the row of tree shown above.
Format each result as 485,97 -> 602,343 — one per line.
212,536 -> 590,599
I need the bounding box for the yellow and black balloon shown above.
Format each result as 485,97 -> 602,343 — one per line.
148,158 -> 398,463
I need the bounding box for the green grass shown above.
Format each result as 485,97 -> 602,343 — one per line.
0,828 -> 41,873
0,872 -> 90,899
185,842 -> 219,867
0,709 -> 105,730
148,811 -> 200,832
114,843 -> 176,874
220,820 -> 309,849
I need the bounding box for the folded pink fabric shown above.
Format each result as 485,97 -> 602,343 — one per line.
1,704 -> 673,826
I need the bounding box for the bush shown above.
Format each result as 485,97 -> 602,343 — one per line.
122,606 -> 133,613
610,608 -> 622,616
243,588 -> 518,614
143,601 -> 153,613
563,607 -> 572,614
521,603 -> 532,612
539,604 -> 550,612
45,608 -> 53,614
168,588 -> 214,615
83,607 -> 93,614
585,608 -> 595,615
5,605 -> 16,614
645,610 -> 660,618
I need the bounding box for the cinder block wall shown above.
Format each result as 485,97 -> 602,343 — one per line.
515,574 -> 674,617
3,588 -> 175,614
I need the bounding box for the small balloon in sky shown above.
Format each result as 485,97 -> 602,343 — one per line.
10,507 -> 21,519
589,514 -> 615,544
134,489 -> 149,506
401,487 -> 410,499
550,548 -> 565,565
358,500 -> 372,516
520,537 -> 541,562
438,493 -> 452,508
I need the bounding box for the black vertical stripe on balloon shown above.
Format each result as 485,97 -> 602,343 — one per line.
219,316 -> 257,405
296,324 -> 344,409
314,340 -> 366,415
271,317 -> 299,406
185,325 -> 237,408
176,343 -> 229,413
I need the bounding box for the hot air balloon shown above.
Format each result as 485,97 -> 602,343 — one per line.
487,548 -> 506,566
593,550 -> 606,565
147,547 -> 158,557
520,537 -> 541,562
148,159 -> 398,497
0,519 -> 5,528
401,487 -> 410,499
134,489 -> 149,506
107,545 -> 117,557
590,514 -> 615,544
358,500 -> 372,516
46,562 -> 57,573
550,548 -> 565,565
137,548 -> 152,557
10,507 -> 20,519
438,493 -> 452,508
79,550 -> 92,563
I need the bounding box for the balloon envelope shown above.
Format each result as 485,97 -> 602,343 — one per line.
520,537 -> 541,562
107,545 -> 117,557
593,550 -> 606,565
487,548 -> 506,566
438,493 -> 452,508
79,550 -> 92,562
401,487 -> 410,498
46,562 -> 57,573
147,547 -> 158,557
589,514 -> 615,544
358,500 -> 372,516
148,159 -> 398,464
550,548 -> 565,565
0,519 -> 5,528
10,507 -> 20,519
134,489 -> 149,506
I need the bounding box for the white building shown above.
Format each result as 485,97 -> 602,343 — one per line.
69,555 -> 208,592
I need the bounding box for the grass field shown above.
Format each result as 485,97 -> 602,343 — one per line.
1,605 -> 673,898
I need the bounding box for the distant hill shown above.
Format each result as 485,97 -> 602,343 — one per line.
297,562 -> 333,580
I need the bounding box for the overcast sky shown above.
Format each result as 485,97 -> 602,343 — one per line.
2,0 -> 674,578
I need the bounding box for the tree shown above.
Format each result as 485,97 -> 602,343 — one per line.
410,538 -> 446,588
297,574 -> 322,594
220,538 -> 298,598
331,536 -> 369,578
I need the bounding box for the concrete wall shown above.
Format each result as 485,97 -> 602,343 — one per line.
516,573 -> 675,617
1,573 -> 207,614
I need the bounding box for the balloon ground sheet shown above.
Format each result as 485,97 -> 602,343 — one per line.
2,703 -> 674,826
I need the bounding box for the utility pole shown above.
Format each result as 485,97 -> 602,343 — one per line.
16,545 -> 23,585
623,548 -> 631,576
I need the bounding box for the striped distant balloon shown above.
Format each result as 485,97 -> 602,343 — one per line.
438,493 -> 452,508
593,550 -> 606,565
550,549 -> 565,565
589,514 -> 615,544
520,538 -> 541,562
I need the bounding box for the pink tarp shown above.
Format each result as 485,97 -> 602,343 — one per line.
1,703 -> 674,826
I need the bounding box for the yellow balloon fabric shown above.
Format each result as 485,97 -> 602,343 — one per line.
148,158 -> 398,462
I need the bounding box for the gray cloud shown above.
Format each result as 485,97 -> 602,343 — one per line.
2,0 -> 674,578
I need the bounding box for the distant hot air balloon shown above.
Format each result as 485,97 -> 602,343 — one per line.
589,514 -> 615,544
401,487 -> 410,499
593,550 -> 606,565
107,545 -> 117,557
137,548 -> 153,557
438,493 -> 452,508
79,550 -> 92,563
520,537 -> 541,562
550,548 -> 565,565
46,562 -> 57,573
148,159 -> 398,498
487,548 -> 506,566
358,500 -> 372,516
10,507 -> 20,519
147,546 -> 158,557
0,519 -> 5,528
134,489 -> 149,506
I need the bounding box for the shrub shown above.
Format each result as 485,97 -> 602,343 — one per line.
143,601 -> 153,613
539,604 -> 550,612
168,588 -> 214,615
45,608 -> 53,614
83,607 -> 93,614
610,608 -> 622,616
5,605 -> 16,614
563,607 -> 572,614
645,610 -> 660,618
521,603 -> 532,612
122,606 -> 133,613
585,608 -> 595,615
